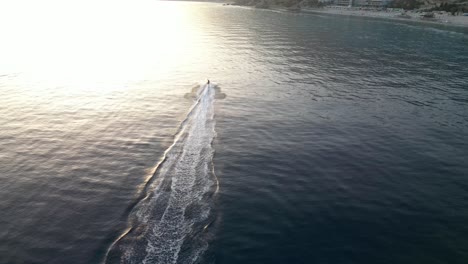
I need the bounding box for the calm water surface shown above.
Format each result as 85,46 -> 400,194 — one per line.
1,1 -> 467,264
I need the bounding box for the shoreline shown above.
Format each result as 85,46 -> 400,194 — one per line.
224,3 -> 468,29
298,7 -> 468,29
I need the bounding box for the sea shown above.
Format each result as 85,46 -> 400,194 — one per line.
1,1 -> 467,263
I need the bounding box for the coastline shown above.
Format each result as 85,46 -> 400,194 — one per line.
224,3 -> 468,29
299,7 -> 468,28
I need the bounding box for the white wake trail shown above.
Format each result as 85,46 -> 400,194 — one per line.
141,84 -> 216,264
106,84 -> 218,264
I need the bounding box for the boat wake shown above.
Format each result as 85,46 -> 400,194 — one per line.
105,83 -> 219,264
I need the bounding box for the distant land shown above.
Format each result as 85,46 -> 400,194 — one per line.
216,0 -> 468,27
226,0 -> 468,13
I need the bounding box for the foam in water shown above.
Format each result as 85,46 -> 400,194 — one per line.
106,83 -> 218,264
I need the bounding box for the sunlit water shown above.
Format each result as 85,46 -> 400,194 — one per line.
1,1 -> 468,264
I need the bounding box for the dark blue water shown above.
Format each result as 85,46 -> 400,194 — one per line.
0,2 -> 467,264
210,7 -> 468,264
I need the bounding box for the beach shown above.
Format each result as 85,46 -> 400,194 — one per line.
226,2 -> 468,28
295,7 -> 468,27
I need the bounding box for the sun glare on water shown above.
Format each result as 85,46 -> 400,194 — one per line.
0,0 -> 195,90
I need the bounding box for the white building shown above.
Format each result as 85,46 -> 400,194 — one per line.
354,0 -> 391,7
333,0 -> 390,7
334,0 -> 353,6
